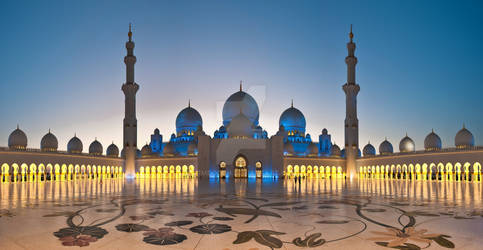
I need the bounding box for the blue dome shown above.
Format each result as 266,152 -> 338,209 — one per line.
379,139 -> 394,155
363,142 -> 376,156
176,106 -> 202,134
279,106 -> 306,134
222,90 -> 259,126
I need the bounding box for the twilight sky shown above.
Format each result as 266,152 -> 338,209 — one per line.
1,0 -> 482,151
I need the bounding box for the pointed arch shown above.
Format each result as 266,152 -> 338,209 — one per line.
1,163 -> 9,175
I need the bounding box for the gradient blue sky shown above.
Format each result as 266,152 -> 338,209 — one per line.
1,0 -> 482,151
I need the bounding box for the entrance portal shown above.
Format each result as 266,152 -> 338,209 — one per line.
234,156 -> 248,178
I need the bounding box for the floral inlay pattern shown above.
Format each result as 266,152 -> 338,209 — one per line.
3,179 -> 481,249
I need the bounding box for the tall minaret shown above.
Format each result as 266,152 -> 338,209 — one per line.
342,25 -> 360,178
122,24 -> 139,178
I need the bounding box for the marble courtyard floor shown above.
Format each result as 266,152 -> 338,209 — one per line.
0,178 -> 482,249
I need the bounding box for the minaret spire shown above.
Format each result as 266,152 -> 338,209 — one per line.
342,24 -> 360,179
122,23 -> 140,178
349,24 -> 353,43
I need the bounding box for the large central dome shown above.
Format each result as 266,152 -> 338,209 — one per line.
222,89 -> 259,126
176,105 -> 202,134
279,105 -> 306,134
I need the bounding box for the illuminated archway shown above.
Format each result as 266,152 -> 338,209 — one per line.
294,165 -> 300,177
286,165 -> 293,178
474,162 -> 481,181
234,155 -> 248,178
189,165 -> 195,177
301,165 -> 306,177
454,162 -> 462,181
1,163 -> 9,182
182,165 -> 188,178
255,161 -> 262,178
437,163 -> 445,180
429,163 -> 436,180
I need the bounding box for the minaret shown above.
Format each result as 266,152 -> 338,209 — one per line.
342,25 -> 360,178
122,24 -> 139,178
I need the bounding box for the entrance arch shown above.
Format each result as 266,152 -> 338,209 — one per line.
234,155 -> 248,178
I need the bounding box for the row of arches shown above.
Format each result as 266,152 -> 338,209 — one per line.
284,165 -> 345,179
0,163 -> 123,182
359,162 -> 482,181
136,165 -> 197,179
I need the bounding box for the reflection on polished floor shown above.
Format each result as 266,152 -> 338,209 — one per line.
0,178 -> 482,249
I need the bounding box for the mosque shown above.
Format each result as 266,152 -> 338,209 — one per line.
0,26 -> 482,182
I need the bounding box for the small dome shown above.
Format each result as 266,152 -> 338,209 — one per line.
67,135 -> 83,154
424,130 -> 442,151
163,143 -> 175,156
8,126 -> 27,150
141,144 -> 152,157
106,143 -> 119,157
363,142 -> 376,156
136,149 -> 142,158
222,90 -> 260,126
455,125 -> 474,148
399,134 -> 415,153
176,105 -> 203,134
279,105 -> 306,134
89,139 -> 103,155
284,142 -> 295,156
40,130 -> 58,152
322,128 -> 328,135
331,144 -> 341,157
187,141 -> 198,155
307,143 -> 318,156
227,113 -> 253,138
379,139 -> 394,155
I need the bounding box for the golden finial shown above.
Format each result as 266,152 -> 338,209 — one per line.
128,23 -> 133,41
239,80 -> 243,91
188,99 -> 191,108
349,24 -> 354,42
291,99 -> 293,108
